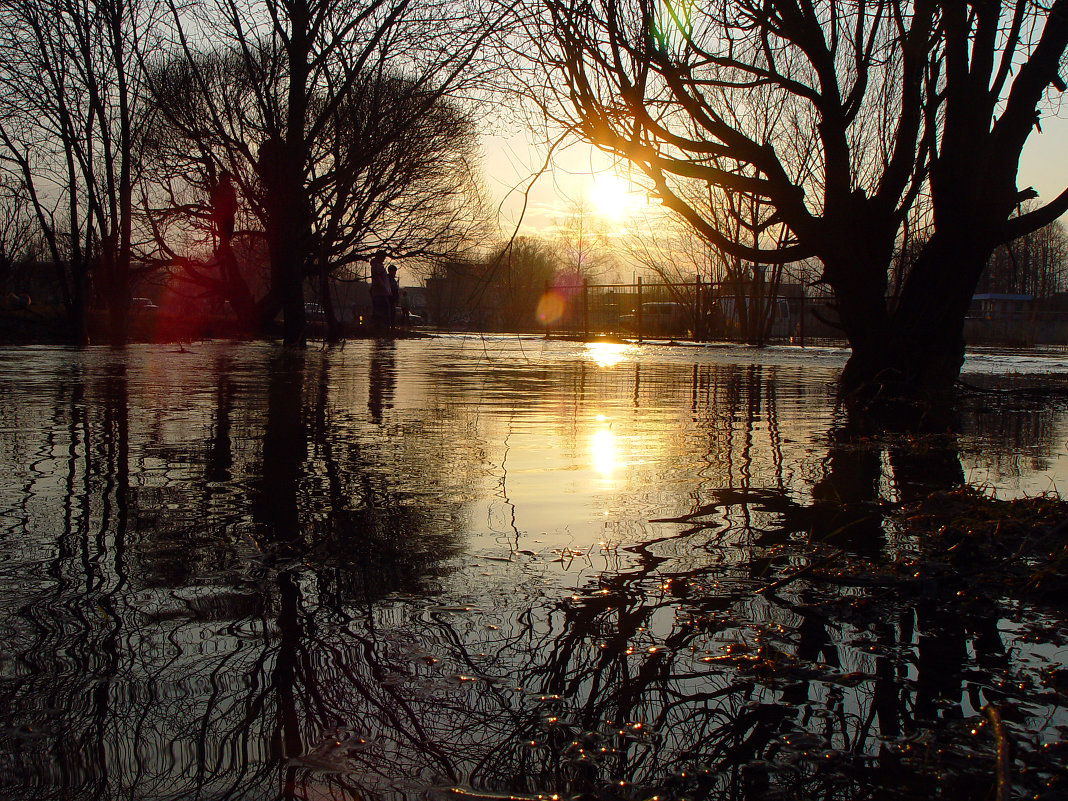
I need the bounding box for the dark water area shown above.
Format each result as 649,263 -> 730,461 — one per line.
1,337 -> 1066,801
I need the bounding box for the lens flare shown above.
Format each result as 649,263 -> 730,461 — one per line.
537,291 -> 566,325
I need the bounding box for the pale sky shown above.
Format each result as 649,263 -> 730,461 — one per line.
485,133 -> 651,238
1018,113 -> 1068,208
483,111 -> 1068,242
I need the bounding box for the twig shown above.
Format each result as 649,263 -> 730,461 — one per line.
757,549 -> 844,595
983,704 -> 1011,801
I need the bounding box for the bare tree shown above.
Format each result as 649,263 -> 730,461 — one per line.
553,199 -> 613,283
491,235 -> 559,327
980,217 -> 1068,299
616,170 -> 805,343
888,0 -> 1068,393
0,178 -> 35,293
510,0 -> 1061,399
0,0 -> 163,343
510,0 -> 943,394
145,0 -> 500,344
619,211 -> 717,285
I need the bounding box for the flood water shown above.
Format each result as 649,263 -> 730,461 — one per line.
1,336 -> 1067,800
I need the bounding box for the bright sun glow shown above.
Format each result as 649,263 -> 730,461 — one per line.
591,426 -> 618,476
588,175 -> 642,221
585,341 -> 631,367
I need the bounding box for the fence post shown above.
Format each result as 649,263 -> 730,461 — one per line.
583,279 -> 589,340
694,276 -> 702,340
544,280 -> 551,339
637,276 -> 643,343
799,286 -> 806,347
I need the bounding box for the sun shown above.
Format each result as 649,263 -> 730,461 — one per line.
588,174 -> 642,221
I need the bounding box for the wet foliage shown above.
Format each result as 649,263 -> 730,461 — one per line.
893,487 -> 1068,606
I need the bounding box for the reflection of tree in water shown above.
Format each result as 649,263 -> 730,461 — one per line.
458,392 -> 1053,800
0,346 -> 471,800
1,349 -> 1067,801
252,369 -> 1043,800
959,386 -> 1067,486
349,374 -> 1057,800
0,359 -> 139,799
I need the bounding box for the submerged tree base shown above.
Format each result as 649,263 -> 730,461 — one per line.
838,335 -> 968,416
888,487 -> 1068,606
643,476 -> 1068,801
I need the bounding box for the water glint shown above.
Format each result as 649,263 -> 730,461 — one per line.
0,339 -> 1066,800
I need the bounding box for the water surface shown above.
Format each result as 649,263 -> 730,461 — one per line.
1,337 -> 1066,800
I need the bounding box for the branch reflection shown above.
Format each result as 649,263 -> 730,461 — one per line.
0,344 -> 1064,801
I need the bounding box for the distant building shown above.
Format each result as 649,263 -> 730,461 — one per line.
969,293 -> 1034,321
965,293 -> 1039,346
424,259 -> 497,329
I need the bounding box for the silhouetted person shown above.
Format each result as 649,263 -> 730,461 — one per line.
210,170 -> 238,242
369,251 -> 391,330
208,172 -> 252,317
387,264 -> 400,328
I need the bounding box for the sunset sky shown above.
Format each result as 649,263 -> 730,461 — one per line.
485,110 -> 1068,243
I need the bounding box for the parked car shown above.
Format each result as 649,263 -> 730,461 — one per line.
621,301 -> 690,338
714,296 -> 791,338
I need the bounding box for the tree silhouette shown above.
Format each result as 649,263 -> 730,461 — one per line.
0,0 -> 164,344
888,0 -> 1068,393
144,0 -> 497,344
514,0 -> 1068,399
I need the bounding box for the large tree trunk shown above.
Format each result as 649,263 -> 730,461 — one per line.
259,137 -> 307,345
319,261 -> 343,343
888,227 -> 993,397
275,226 -> 306,346
856,0 -> 1068,402
106,245 -> 130,348
835,274 -> 897,397
279,1 -> 312,347
841,211 -> 1002,403
821,222 -> 900,400
837,252 -> 980,405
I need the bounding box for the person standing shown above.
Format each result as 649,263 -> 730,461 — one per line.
387,264 -> 400,329
369,251 -> 392,330
210,170 -> 238,242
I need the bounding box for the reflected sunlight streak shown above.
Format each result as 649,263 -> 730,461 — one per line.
591,426 -> 619,476
585,341 -> 632,367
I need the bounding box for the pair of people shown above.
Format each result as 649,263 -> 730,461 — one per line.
369,251 -> 400,329
212,174 -> 405,332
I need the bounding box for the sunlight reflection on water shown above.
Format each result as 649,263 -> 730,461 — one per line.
584,340 -> 633,367
0,337 -> 1066,801
590,423 -> 618,477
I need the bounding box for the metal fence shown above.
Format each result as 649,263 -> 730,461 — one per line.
538,278 -> 842,344
423,276 -> 1068,348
